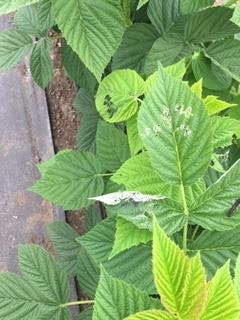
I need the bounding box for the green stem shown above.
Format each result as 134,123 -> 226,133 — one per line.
123,0 -> 132,26
60,300 -> 94,308
191,225 -> 199,241
225,0 -> 238,7
97,173 -> 113,177
180,183 -> 189,251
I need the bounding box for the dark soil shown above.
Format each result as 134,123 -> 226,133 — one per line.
46,40 -> 86,236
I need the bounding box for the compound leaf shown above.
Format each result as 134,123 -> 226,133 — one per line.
52,0 -> 125,81
127,113 -> 144,156
204,96 -> 235,116
138,67 -> 212,186
212,116 -> 240,148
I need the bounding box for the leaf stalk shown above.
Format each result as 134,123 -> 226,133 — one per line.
60,300 -> 94,308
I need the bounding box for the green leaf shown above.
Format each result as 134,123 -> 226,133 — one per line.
96,69 -> 145,123
30,38 -> 53,88
127,114 -> 144,156
96,121 -> 130,172
189,228 -> 240,279
0,245 -> 70,320
108,197 -> 186,235
153,218 -> 206,317
93,267 -> 161,320
212,116 -> 240,148
14,0 -> 53,37
147,0 -> 180,35
0,274 -> 70,319
77,218 -> 116,264
124,310 -> 175,320
234,254 -> 240,303
110,217 -> 152,258
180,0 -> 214,15
112,23 -> 159,73
206,38 -> 240,82
192,52 -> 232,91
185,7 -> 240,43
52,0 -> 125,81
191,79 -> 203,98
104,244 -> 155,292
18,245 -> 70,303
74,89 -> 100,152
111,152 -> 167,195
79,308 -> 93,320
138,67 -> 212,186
137,0 -> 149,10
0,0 -> 39,15
47,221 -> 80,276
200,262 -> 238,320
0,29 -> 32,69
204,96 -> 235,116
77,247 -> 100,298
61,43 -> 97,94
231,6 -> 240,26
84,205 -> 102,232
144,33 -> 192,75
29,151 -> 104,210
190,160 -> 240,231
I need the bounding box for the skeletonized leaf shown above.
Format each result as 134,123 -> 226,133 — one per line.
96,69 -> 145,123
52,0 -> 125,81
29,151 -> 104,210
0,29 -> 33,69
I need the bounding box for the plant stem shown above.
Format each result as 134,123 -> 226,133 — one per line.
191,225 -> 199,241
60,300 -> 94,308
180,183 -> 189,252
97,173 -> 113,177
225,0 -> 238,7
123,0 -> 132,26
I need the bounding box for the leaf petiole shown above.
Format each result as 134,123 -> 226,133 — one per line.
60,300 -> 94,308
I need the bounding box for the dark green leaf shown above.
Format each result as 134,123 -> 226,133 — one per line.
96,121 -> 130,172
30,38 -> 53,88
47,221 -> 80,276
112,23 -> 159,73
